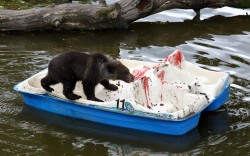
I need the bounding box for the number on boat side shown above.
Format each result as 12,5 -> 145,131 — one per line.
116,99 -> 134,112
116,99 -> 125,110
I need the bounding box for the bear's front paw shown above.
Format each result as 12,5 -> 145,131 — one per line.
106,84 -> 118,91
65,93 -> 81,100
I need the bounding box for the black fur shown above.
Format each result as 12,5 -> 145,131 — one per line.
41,52 -> 134,102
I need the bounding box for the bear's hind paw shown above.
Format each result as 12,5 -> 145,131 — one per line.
45,87 -> 54,92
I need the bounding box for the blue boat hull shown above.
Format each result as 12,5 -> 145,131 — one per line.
15,85 -> 230,135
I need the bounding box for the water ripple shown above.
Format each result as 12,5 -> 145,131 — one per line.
208,135 -> 228,146
230,122 -> 250,131
229,108 -> 249,119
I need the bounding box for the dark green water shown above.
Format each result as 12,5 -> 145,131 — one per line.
0,3 -> 250,155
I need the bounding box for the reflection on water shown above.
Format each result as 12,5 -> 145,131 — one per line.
136,9 -> 196,22
13,106 -> 230,155
200,7 -> 250,20
0,15 -> 250,155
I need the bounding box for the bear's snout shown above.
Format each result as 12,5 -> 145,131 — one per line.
124,74 -> 134,83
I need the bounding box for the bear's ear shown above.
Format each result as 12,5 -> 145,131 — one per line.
106,61 -> 118,74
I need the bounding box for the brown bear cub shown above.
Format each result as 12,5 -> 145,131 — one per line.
41,52 -> 134,102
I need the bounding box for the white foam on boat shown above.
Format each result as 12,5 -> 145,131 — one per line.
16,50 -> 230,119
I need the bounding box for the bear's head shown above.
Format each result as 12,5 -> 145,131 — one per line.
105,60 -> 134,83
